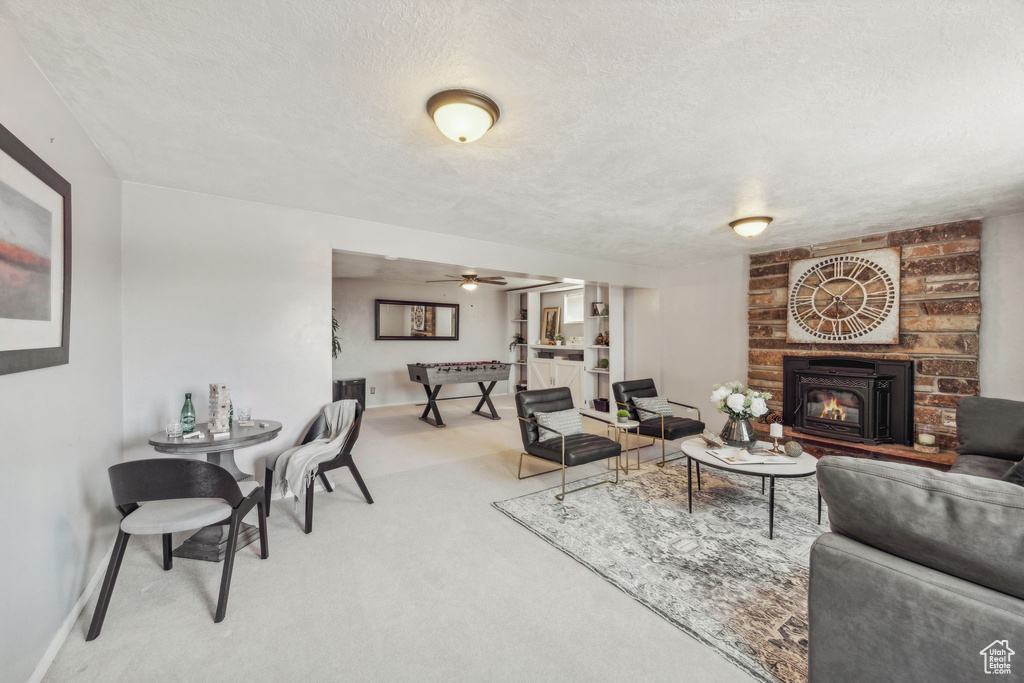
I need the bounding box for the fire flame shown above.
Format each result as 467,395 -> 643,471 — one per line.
819,394 -> 847,421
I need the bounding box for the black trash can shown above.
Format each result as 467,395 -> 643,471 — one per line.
333,378 -> 366,408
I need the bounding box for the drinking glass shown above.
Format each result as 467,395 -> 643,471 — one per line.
166,418 -> 183,438
238,407 -> 252,422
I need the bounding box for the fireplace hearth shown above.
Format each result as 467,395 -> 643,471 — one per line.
783,356 -> 914,446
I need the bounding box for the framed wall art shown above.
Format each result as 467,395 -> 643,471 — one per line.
0,123 -> 72,376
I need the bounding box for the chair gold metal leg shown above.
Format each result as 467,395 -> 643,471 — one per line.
517,452 -> 561,479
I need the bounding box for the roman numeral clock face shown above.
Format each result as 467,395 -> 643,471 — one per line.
786,247 -> 901,344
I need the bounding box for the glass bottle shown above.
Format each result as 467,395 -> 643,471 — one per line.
229,400 -> 234,427
181,393 -> 196,433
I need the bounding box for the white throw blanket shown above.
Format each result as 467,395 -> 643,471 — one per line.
274,400 -> 358,506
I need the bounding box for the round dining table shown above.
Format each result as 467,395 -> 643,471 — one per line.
148,420 -> 282,562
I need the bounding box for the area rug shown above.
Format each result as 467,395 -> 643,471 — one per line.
493,461 -> 827,683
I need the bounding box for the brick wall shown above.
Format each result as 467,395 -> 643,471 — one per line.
747,220 -> 981,450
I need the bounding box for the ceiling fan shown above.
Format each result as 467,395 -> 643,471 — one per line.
425,274 -> 508,290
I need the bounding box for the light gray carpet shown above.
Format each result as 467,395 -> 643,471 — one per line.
494,462 -> 827,683
41,397 -> 755,683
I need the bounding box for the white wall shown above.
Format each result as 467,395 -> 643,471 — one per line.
0,20 -> 123,683
659,256 -> 749,430
332,278 -> 508,407
981,213 -> 1024,401
121,183 -> 659,473
624,287 -> 662,385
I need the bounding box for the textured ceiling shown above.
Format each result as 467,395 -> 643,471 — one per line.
332,250 -> 551,290
3,1 -> 1024,266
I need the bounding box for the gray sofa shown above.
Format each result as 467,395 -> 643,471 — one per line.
809,396 -> 1024,682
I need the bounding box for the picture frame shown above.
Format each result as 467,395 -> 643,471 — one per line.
0,123 -> 72,376
542,306 -> 561,343
591,301 -> 605,317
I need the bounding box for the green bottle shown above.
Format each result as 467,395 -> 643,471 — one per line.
181,393 -> 196,433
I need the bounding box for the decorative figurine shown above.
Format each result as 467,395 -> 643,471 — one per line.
595,332 -> 605,345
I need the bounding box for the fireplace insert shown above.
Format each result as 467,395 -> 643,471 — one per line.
783,356 -> 913,446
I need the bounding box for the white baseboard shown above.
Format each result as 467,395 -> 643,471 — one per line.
27,540 -> 114,683
26,482 -> 330,683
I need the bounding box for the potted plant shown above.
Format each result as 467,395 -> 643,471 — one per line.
332,308 -> 341,359
710,381 -> 772,448
616,409 -> 630,424
509,332 -> 525,353
598,358 -> 610,369
554,333 -> 564,346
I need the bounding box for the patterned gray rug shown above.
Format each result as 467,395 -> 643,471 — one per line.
493,460 -> 826,683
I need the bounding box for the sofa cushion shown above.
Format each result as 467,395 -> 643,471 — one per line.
1002,459 -> 1024,487
632,396 -> 673,422
526,433 -> 621,467
535,408 -> 583,439
636,416 -> 705,440
817,456 -> 1024,601
955,395 -> 1024,461
948,453 -> 1016,480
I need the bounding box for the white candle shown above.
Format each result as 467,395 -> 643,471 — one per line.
918,433 -> 936,446
770,423 -> 784,438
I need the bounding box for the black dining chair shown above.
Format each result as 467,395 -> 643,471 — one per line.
86,459 -> 267,641
264,400 -> 373,534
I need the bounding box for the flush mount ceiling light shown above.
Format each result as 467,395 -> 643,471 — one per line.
426,89 -> 500,143
730,216 -> 773,238
461,280 -> 478,290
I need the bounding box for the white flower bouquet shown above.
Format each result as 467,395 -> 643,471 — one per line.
710,381 -> 773,420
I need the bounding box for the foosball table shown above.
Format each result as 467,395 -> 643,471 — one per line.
407,361 -> 511,427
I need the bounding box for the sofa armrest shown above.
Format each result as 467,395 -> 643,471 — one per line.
817,456 -> 1024,600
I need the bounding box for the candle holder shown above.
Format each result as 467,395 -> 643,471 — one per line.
913,424 -> 940,454
770,436 -> 783,454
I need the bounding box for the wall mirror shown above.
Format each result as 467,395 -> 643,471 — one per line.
375,299 -> 459,340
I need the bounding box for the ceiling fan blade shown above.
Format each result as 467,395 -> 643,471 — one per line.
479,280 -> 508,285
476,277 -> 507,282
424,279 -> 459,283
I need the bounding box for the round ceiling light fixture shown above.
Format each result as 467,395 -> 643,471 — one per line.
460,280 -> 478,291
426,89 -> 500,143
730,216 -> 773,238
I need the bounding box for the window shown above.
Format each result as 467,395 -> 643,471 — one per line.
563,291 -> 584,323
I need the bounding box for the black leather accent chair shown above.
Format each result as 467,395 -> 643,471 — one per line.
613,379 -> 705,467
265,401 -> 373,534
515,387 -> 621,500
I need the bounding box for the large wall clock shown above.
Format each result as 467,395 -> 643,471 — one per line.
787,246 -> 901,344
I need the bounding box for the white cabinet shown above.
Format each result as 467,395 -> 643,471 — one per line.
527,357 -> 584,407
528,358 -> 553,391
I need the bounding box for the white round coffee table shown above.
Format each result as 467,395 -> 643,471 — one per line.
680,437 -> 821,539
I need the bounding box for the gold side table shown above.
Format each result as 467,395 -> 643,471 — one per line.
607,419 -> 642,473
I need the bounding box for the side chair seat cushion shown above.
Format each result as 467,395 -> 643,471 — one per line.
121,480 -> 258,535
636,416 -> 705,440
527,433 -> 621,467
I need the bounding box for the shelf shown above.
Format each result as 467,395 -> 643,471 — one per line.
528,344 -> 584,350
513,361 -> 527,366
586,345 -> 610,350
587,315 -> 609,319
587,368 -> 610,374
511,319 -> 527,323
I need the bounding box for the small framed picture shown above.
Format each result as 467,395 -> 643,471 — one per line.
591,302 -> 605,316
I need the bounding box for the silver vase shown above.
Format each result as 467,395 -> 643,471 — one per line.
720,416 -> 756,448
